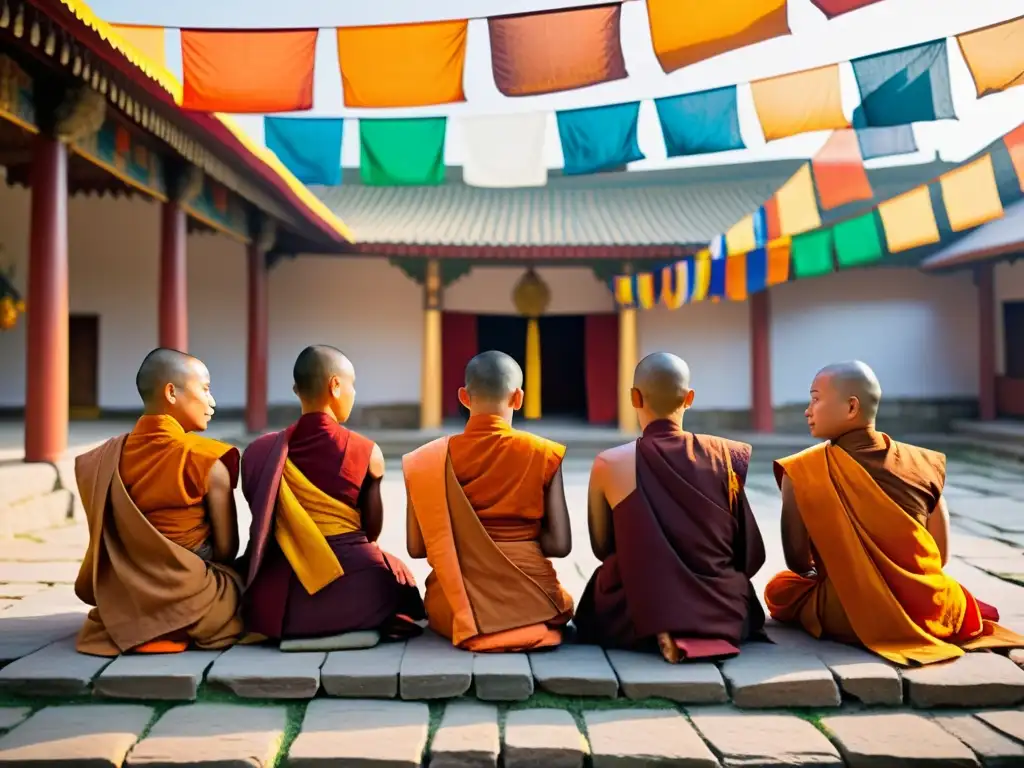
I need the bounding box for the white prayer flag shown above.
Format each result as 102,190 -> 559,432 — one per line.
460,113 -> 548,189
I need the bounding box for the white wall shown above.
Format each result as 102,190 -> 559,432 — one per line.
994,260 -> 1024,375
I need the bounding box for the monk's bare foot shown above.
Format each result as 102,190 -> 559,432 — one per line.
657,632 -> 681,663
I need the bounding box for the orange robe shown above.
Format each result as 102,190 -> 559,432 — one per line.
764,430 -> 1023,665
403,414 -> 574,652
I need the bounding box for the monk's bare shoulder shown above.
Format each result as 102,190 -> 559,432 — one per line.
594,442 -> 637,508
368,443 -> 386,479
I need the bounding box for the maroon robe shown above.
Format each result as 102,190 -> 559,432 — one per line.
239,413 -> 424,639
574,420 -> 766,657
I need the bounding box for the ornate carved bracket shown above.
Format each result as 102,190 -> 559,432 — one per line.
388,257 -> 472,290
166,163 -> 204,206
52,85 -> 105,144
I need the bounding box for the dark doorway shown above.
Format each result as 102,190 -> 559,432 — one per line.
69,314 -> 99,418
1004,301 -> 1024,379
539,315 -> 587,418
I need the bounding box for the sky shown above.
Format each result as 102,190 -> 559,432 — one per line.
89,0 -> 1024,173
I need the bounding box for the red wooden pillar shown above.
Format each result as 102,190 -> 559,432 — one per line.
159,200 -> 188,351
245,242 -> 269,434
750,290 -> 773,432
977,262 -> 996,421
24,136 -> 69,463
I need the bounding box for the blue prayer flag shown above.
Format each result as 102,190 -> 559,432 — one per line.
264,117 -> 344,186
746,247 -> 768,294
709,234 -> 726,260
708,256 -> 726,298
557,102 -> 644,176
852,106 -> 919,160
655,86 -> 745,157
753,208 -> 768,247
851,40 -> 956,128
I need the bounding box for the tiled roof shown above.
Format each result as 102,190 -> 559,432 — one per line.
315,160 -> 957,249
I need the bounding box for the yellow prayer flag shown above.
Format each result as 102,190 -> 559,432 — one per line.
877,186 -> 940,253
725,214 -> 757,255
636,273 -> 657,310
614,275 -> 635,306
939,154 -> 1004,232
776,164 -> 822,236
751,64 -> 850,142
691,251 -> 711,301
110,25 -> 167,69
957,17 -> 1024,98
661,261 -> 689,310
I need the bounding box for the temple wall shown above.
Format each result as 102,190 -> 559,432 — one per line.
994,259 -> 1024,375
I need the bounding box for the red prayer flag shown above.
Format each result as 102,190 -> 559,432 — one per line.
763,196 -> 782,241
812,129 -> 873,210
810,0 -> 883,18
1007,123 -> 1024,192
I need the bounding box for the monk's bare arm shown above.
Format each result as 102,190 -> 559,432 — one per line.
539,467 -> 572,558
406,494 -> 427,559
357,443 -> 387,542
780,474 -> 814,576
926,495 -> 951,566
206,459 -> 239,564
587,456 -> 615,562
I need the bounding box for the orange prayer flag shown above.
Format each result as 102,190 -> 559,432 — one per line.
766,237 -> 791,285
877,186 -> 940,253
110,25 -> 166,68
336,20 -> 467,108
1006,123 -> 1024,192
661,261 -> 689,309
939,154 -> 1004,232
181,29 -> 317,113
751,64 -> 850,142
776,164 -> 822,236
763,197 -> 782,241
956,16 -> 1024,98
725,254 -> 748,301
647,0 -> 790,74
489,5 -> 627,98
812,129 -> 873,210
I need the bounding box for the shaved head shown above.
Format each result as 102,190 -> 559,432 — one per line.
465,351 -> 523,402
633,352 -> 692,417
293,345 -> 353,400
815,360 -> 881,421
136,347 -> 200,404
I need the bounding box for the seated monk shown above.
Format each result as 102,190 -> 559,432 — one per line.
239,345 -> 425,643
574,353 -> 766,663
403,350 -> 574,652
74,348 -> 244,657
765,361 -> 1024,665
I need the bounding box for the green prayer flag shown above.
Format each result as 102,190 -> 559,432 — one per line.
791,228 -> 835,279
833,212 -> 884,267
360,118 -> 446,186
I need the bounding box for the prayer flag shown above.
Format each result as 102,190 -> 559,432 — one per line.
691,252 -> 711,301
646,0 -> 790,74
776,164 -> 822,236
725,214 -> 757,255
753,207 -> 769,247
264,117 -> 344,186
833,212 -> 883,267
1006,124 -> 1024,192
877,185 -> 940,252
763,198 -> 782,241
636,272 -> 657,309
359,118 -> 446,186
110,25 -> 166,68
856,124 -> 918,160
181,29 -> 317,112
708,255 -> 726,299
709,234 -> 726,261
810,0 -> 883,18
767,237 -> 792,285
336,20 -> 468,108
751,64 -> 850,142
939,154 -> 1004,232
957,16 -> 1024,98
851,40 -> 956,127
655,86 -> 745,157
791,229 -> 835,279
461,114 -> 547,188
812,129 -> 873,210
556,102 -> 644,176
726,254 -> 748,301
661,260 -> 690,309
746,248 -> 768,293
489,5 -> 626,98
614,274 -> 636,306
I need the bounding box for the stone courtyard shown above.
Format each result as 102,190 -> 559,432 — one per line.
0,430 -> 1023,766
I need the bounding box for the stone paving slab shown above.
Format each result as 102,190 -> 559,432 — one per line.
125,703 -> 286,767
94,650 -> 222,701
430,701 -> 499,768
0,711 -> 29,732
718,643 -> 841,709
206,645 -> 324,699
472,652 -> 533,701
0,637 -> 111,697
584,709 -> 719,767
287,699 -> 428,768
503,709 -> 587,768
687,707 -> 843,767
902,653 -> 1024,708
975,710 -> 1024,744
0,613 -> 82,662
0,561 -> 79,585
399,632 -> 473,700
0,464 -> 58,507
0,704 -> 152,766
821,712 -> 981,767
931,712 -> 1024,767
529,645 -> 618,698
605,650 -> 728,704
321,641 -> 406,698
0,584 -> 49,599
953,500 -> 1024,534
